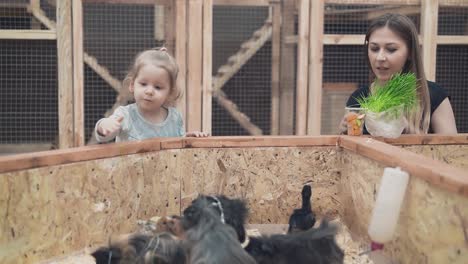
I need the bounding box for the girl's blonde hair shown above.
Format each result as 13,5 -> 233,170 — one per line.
365,13 -> 431,134
123,47 -> 181,106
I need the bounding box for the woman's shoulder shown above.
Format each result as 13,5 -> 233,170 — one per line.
426,81 -> 449,113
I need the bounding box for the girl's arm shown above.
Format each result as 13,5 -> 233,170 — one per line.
431,98 -> 457,134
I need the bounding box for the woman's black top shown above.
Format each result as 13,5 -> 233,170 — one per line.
345,81 -> 449,134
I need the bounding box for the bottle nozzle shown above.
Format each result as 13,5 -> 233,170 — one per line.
371,241 -> 384,251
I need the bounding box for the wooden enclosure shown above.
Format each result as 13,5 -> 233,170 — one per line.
1,0 -> 468,153
0,134 -> 467,263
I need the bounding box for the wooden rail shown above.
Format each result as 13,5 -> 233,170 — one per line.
1,135 -> 467,197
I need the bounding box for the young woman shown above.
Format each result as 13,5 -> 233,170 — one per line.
340,13 -> 457,134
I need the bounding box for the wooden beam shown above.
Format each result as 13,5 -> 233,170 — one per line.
82,0 -> 171,4
213,90 -> 263,135
29,0 -> 41,29
56,0 -> 74,149
211,23 -> 272,93
79,0 -> 468,6
164,3 -> 175,52
175,0 -> 187,121
286,34 -> 365,45
307,0 -> 324,135
72,0 -> 85,147
339,136 -> 468,197
323,82 -> 359,92
154,5 -> 165,42
186,0 -> 203,132
295,0 -> 310,136
202,0 -> 213,134
279,0 -> 295,135
270,3 -> 281,135
82,0 -> 275,5
366,5 -> 420,20
421,0 -> 439,81
0,30 -> 56,40
324,0 -> 420,4
437,35 -> 468,45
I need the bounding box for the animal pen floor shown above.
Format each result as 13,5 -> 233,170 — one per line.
40,218 -> 373,264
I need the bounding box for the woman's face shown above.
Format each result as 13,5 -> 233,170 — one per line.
368,26 -> 409,85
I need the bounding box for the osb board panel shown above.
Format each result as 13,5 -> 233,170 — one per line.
178,147 -> 341,224
339,150 -> 468,263
0,152 -> 180,264
401,145 -> 468,170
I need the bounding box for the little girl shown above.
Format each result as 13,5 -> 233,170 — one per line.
95,47 -> 208,142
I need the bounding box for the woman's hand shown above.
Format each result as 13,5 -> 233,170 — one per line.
186,131 -> 210,137
97,116 -> 123,136
338,114 -> 349,135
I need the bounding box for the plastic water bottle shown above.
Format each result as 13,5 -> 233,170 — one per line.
367,167 -> 409,263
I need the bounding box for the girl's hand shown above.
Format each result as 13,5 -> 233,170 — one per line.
186,131 -> 210,137
97,116 -> 123,136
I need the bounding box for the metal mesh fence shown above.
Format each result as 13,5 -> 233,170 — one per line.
437,7 -> 468,133
212,6 -> 271,136
0,0 -> 58,150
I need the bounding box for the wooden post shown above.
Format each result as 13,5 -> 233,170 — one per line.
72,0 -> 84,146
279,0 -> 295,135
154,5 -> 165,42
270,3 -> 281,135
421,0 -> 439,81
307,0 -> 324,135
186,0 -> 203,132
175,0 -> 187,121
295,0 -> 310,136
202,0 -> 213,134
56,0 -> 74,148
165,3 -> 175,52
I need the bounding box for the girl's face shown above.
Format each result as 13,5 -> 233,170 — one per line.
368,26 -> 409,86
130,64 -> 171,114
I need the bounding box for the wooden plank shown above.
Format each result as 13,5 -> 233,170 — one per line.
0,30 -> 56,40
82,0 -> 272,5
295,0 -> 310,136
29,0 -> 42,29
79,0 -> 468,6
211,23 -> 272,93
202,0 -> 213,134
324,0 -> 420,4
72,0 -> 85,147
437,35 -> 468,45
307,0 -> 325,135
279,0 -> 296,135
165,135 -> 340,149
421,0 -> 439,81
213,0 -> 272,5
175,0 -> 187,121
186,0 -> 203,132
270,3 -> 281,135
213,90 -> 263,135
380,134 -> 468,145
164,3 -> 175,52
154,5 -> 165,41
285,34 -> 365,45
339,136 -> 468,197
0,139 -> 163,174
57,0 -> 74,149
323,82 -> 359,92
1,135 -> 467,173
82,0 -> 171,4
